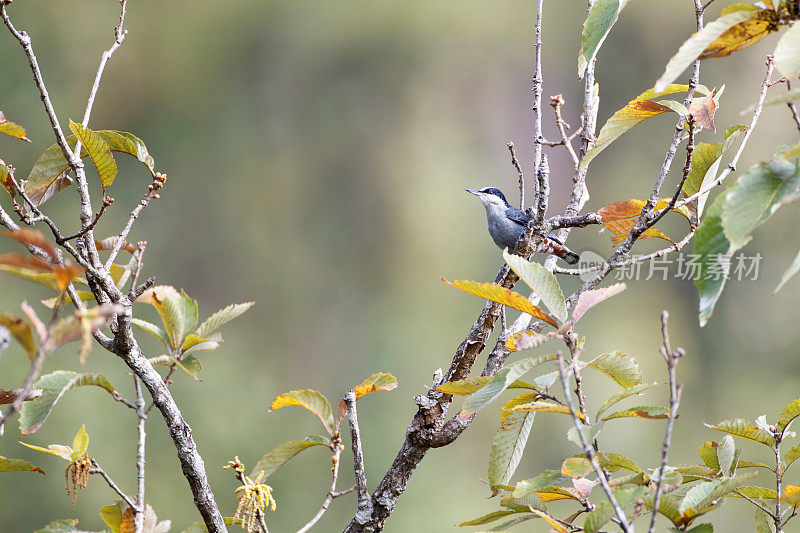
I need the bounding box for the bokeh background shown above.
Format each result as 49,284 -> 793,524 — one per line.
1,1 -> 799,531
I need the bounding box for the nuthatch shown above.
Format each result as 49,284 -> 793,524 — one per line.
467,187 -> 579,265
0,324 -> 9,363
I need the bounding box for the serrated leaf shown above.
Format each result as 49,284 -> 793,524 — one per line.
721,159 -> 800,251
775,21 -> 800,79
778,397 -> 800,432
734,486 -> 777,499
0,455 -> 44,474
488,411 -> 535,491
503,249 -> 567,322
500,492 -> 546,512
270,389 -> 334,435
505,330 -> 559,352
132,318 -> 170,349
353,372 -> 397,399
176,290 -> 198,346
70,425 -> 89,461
34,519 -> 79,533
772,247 -> 800,294
655,10 -> 776,91
602,405 -> 670,421
572,283 -> 626,324
152,293 -> 184,351
511,400 -> 582,420
584,485 -> 647,533
512,469 -> 567,498
27,131 -> 155,205
598,453 -> 642,473
717,435 -> 736,476
588,351 -> 642,388
19,371 -> 115,435
195,301 -> 254,338
0,111 -> 29,141
458,510 -> 519,527
596,382 -> 661,418
706,419 -> 776,446
581,85 -> 699,170
460,355 -> 557,415
678,471 -> 758,515
603,217 -> 672,245
101,500 -> 128,533
699,441 -> 721,472
0,313 -> 36,360
68,120 -> 117,187
683,125 -> 746,219
579,0 -> 630,78
180,333 -> 219,355
567,421 -> 604,447
562,457 -> 593,478
755,507 -> 775,533
784,485 -> 800,507
251,437 -> 330,479
693,195 -> 731,326
443,279 -> 557,327
783,442 -> 800,473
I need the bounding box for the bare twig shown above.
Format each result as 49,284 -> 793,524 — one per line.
734,489 -> 777,518
648,311 -> 684,533
296,437 -> 344,533
556,351 -> 631,533
531,0 -> 544,179
784,80 -> 800,134
90,459 -> 138,510
105,174 -> 166,269
344,391 -> 372,523
551,94 -> 580,169
508,142 -> 525,208
134,375 -> 147,533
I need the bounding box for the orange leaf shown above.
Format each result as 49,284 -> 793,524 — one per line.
701,14 -> 777,59
353,372 -> 398,399
53,262 -> 85,292
3,229 -> 57,261
602,219 -> 671,245
443,279 -> 557,327
95,236 -> 137,254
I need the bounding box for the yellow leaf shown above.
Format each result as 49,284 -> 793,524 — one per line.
701,12 -> 777,59
0,111 -> 30,142
603,218 -> 671,245
528,508 -> 568,532
443,279 -> 557,327
352,372 -> 398,399
784,485 -> 800,508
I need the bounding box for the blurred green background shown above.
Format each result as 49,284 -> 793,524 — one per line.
1,1 -> 799,531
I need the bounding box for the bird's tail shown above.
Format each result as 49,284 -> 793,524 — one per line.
538,236 -> 580,265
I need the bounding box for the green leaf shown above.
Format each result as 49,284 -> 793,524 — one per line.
180,518 -> 237,533
655,10 -> 769,91
734,486 -> 778,499
0,455 -> 44,474
195,301 -> 254,339
34,520 -> 79,533
510,400 -> 580,419
458,510 -> 519,527
588,351 -> 642,388
461,354 -> 557,415
500,492 -> 546,512
775,21 -> 800,79
0,160 -> 12,195
488,411 -> 535,491
251,436 -> 330,479
567,421 -> 604,447
692,195 -> 731,327
598,452 -> 641,473
755,507 -> 775,533
721,159 -> 800,251
100,500 -> 128,533
678,471 -> 758,515
176,290 -> 199,346
682,125 -> 746,219
601,405 -> 670,421
562,457 -> 593,478
26,131 -> 155,205
152,293 -> 184,351
270,389 -> 335,435
512,470 -> 567,498
70,425 -> 89,461
778,397 -> 800,432
772,247 -> 800,294
132,318 -> 170,349
762,88 -> 800,107
503,249 -> 567,322
783,442 -> 800,473
19,371 -> 115,435
19,442 -> 74,461
579,0 -> 630,78
180,333 -> 220,356
716,435 -> 735,476
0,111 -> 30,141
706,419 -> 776,446
437,377 -> 537,396
584,486 -> 647,533
68,120 -> 117,188
580,85 -> 701,171
596,382 -> 661,418
698,441 -> 721,471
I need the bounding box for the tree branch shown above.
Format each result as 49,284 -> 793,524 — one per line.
344,391 -> 372,523
134,375 -> 147,533
90,459 -> 138,510
297,437 -> 344,533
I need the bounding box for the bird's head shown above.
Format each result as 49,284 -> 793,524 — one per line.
466,187 -> 510,209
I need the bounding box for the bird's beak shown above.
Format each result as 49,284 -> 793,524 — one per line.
466,189 -> 480,196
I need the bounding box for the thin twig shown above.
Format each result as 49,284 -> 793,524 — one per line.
106,174 -> 165,269
556,351 -> 631,533
734,489 -> 777,518
531,0 -> 544,180
296,438 -> 344,533
344,391 -> 372,522
551,94 -> 580,169
648,311 -> 684,533
90,459 -> 138,509
508,142 -> 525,208
784,80 -> 800,134
134,375 -> 147,533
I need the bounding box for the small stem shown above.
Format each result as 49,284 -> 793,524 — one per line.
296,440 -> 344,533
134,375 -> 147,533
90,459 -> 138,510
344,391 -> 371,519
508,142 -> 525,208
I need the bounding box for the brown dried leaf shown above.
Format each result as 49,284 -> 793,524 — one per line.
52,262 -> 85,292
3,229 -> 57,261
0,159 -> 15,196
689,87 -> 723,133
0,313 -> 36,360
95,236 -> 137,254
135,285 -> 180,304
0,253 -> 54,273
505,330 -> 559,352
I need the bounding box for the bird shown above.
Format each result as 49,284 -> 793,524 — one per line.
466,187 -> 580,265
0,324 -> 9,363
